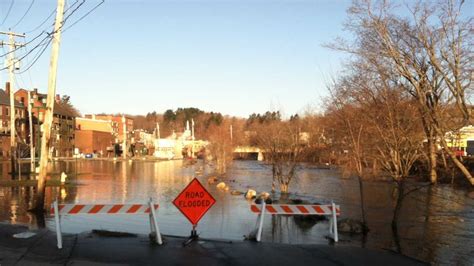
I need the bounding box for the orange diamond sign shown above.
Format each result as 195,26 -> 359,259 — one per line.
173,178 -> 216,226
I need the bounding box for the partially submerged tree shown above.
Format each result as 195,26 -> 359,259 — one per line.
328,0 -> 473,185
207,118 -> 234,175
251,119 -> 307,193
325,83 -> 371,234
325,51 -> 427,235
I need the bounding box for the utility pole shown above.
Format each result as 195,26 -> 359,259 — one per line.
191,119 -> 195,158
33,0 -> 65,212
0,30 -> 25,178
28,91 -> 35,172
156,122 -> 160,139
122,115 -> 127,159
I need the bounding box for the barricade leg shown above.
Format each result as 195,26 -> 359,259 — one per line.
148,199 -> 162,245
332,201 -> 338,242
256,201 -> 266,242
53,200 -> 63,249
329,216 -> 333,234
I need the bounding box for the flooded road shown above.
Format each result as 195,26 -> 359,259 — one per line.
0,160 -> 473,265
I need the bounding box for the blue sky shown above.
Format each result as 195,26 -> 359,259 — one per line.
1,0 -> 351,118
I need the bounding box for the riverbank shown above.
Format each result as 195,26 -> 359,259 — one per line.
0,223 -> 426,265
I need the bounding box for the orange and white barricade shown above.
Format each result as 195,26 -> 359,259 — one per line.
51,198 -> 162,249
250,201 -> 341,242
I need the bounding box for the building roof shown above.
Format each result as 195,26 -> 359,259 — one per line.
54,101 -> 77,117
76,117 -> 113,133
0,89 -> 24,108
15,88 -> 77,117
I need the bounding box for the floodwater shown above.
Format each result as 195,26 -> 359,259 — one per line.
0,160 -> 473,265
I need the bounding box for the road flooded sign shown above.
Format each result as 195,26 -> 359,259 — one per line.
173,178 -> 216,226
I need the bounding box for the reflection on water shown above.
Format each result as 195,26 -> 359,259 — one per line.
0,160 -> 473,265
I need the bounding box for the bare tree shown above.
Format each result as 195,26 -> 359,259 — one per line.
252,119 -> 307,193
207,118 -> 234,175
328,0 -> 473,185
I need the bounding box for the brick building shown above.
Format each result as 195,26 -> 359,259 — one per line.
75,117 -> 114,156
84,114 -> 134,143
0,83 -> 26,158
14,88 -> 77,158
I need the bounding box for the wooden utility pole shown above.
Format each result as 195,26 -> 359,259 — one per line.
122,115 -> 127,159
33,0 -> 65,212
156,122 -> 160,139
28,91 -> 35,172
0,30 -> 25,177
191,119 -> 195,158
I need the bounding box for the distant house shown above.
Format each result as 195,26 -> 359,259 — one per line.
446,125 -> 474,156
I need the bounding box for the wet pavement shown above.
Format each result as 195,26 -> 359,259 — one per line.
0,223 -> 427,266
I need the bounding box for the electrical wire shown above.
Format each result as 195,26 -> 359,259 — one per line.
19,36 -> 35,88
13,37 -> 51,74
24,9 -> 55,34
62,0 -> 86,26
1,0 -> 104,73
10,0 -> 35,29
10,1 -> 86,71
24,0 -> 79,34
1,0 -> 15,26
0,31 -> 47,58
63,0 -> 104,33
0,33 -> 51,71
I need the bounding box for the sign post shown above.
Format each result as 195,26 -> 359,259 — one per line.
173,178 -> 216,245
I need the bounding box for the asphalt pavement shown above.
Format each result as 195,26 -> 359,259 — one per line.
0,224 -> 428,266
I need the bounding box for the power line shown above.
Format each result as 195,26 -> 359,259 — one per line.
0,0 -> 15,26
0,33 -> 51,72
10,0 -> 35,29
14,37 -> 51,74
63,0 -> 104,33
0,3 -> 76,64
23,0 -> 79,34
20,35 -> 35,88
1,0 -> 104,73
62,0 -> 86,26
0,31 -> 47,58
24,9 -> 55,34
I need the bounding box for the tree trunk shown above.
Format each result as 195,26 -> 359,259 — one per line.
428,137 -> 438,184
358,176 -> 369,234
439,137 -> 474,185
447,151 -> 474,185
392,181 -> 404,227
271,163 -> 276,193
391,181 -> 405,253
441,150 -> 448,170
279,183 -> 289,193
372,158 -> 378,177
